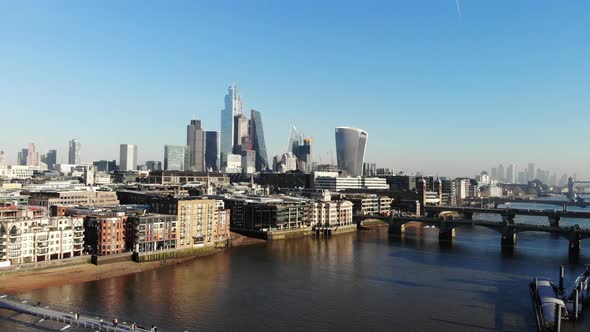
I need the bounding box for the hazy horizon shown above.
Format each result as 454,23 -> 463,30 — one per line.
1,1 -> 588,178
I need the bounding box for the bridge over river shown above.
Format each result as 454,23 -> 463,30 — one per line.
0,294 -> 156,331
354,206 -> 590,257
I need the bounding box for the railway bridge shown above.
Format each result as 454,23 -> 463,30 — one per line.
354,206 -> 590,256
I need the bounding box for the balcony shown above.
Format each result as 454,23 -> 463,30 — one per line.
74,239 -> 83,244
37,243 -> 48,248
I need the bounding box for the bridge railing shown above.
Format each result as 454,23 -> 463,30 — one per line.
0,294 -> 153,329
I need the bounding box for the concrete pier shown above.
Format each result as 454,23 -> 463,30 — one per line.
501,228 -> 517,247
389,222 -> 405,235
438,227 -> 455,241
549,215 -> 561,228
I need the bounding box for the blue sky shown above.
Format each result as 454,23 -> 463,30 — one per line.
1,1 -> 589,177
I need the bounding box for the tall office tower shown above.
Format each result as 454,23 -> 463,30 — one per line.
506,164 -> 516,183
220,83 -> 243,156
164,145 -> 188,171
0,150 -> 6,169
293,138 -> 312,173
187,120 -> 205,171
17,148 -> 28,165
68,139 -> 81,164
205,131 -> 220,172
491,168 -> 497,181
288,126 -> 304,153
497,164 -> 505,183
233,112 -> 249,153
119,144 -> 138,171
23,143 -> 39,166
528,163 -> 535,181
45,149 -> 57,170
335,127 -> 368,177
250,109 -> 268,171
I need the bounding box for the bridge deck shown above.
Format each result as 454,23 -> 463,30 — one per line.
425,206 -> 590,219
0,294 -> 152,331
391,216 -> 590,235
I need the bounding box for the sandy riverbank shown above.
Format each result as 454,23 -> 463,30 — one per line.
0,232 -> 266,294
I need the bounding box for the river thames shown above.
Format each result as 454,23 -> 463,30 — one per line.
2,203 -> 590,331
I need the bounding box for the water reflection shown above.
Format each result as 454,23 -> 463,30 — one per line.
4,222 -> 590,331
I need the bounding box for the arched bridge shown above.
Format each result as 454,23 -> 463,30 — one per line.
353,213 -> 590,256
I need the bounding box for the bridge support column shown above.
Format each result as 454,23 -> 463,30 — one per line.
548,215 -> 561,228
463,212 -> 474,220
501,228 -> 517,247
389,222 -> 405,235
438,224 -> 455,242
569,237 -> 581,258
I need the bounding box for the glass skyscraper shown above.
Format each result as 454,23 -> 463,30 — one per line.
250,109 -> 268,171
164,145 -> 188,171
205,131 -> 220,172
335,127 -> 368,177
68,139 -> 81,164
220,83 -> 243,156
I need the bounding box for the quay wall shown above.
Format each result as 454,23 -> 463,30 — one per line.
0,255 -> 91,276
133,246 -> 218,263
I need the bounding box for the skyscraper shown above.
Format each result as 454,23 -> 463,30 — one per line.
528,163 -> 535,181
164,145 -> 188,171
335,127 -> 368,177
45,149 -> 57,169
119,144 -> 137,171
17,148 -> 28,165
233,112 -> 249,153
506,164 -> 516,183
205,131 -> 220,172
497,164 -> 505,183
250,109 -> 268,171
0,150 -> 6,169
69,139 -> 81,164
220,83 -> 243,156
187,120 -> 205,171
288,126 -> 303,153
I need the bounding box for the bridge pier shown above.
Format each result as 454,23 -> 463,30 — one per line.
548,215 -> 561,228
501,228 -> 517,247
438,223 -> 455,241
569,237 -> 581,258
389,222 -> 405,235
463,212 -> 474,220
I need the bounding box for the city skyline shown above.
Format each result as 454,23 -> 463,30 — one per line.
1,1 -> 589,177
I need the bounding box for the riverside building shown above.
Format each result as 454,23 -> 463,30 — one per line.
0,205 -> 84,267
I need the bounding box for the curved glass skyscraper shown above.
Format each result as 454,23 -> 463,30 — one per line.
335,127 -> 368,177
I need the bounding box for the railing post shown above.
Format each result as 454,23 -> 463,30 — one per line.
573,288 -> 579,320
559,265 -> 564,293
554,302 -> 561,332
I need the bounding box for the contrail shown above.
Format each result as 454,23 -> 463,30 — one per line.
455,0 -> 462,18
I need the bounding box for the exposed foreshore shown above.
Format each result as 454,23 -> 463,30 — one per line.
0,224 -> 376,294
0,232 -> 265,294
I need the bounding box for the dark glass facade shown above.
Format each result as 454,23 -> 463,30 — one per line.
205,131 -> 220,171
250,110 -> 268,171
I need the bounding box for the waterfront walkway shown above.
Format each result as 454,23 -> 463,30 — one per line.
0,294 -> 154,331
